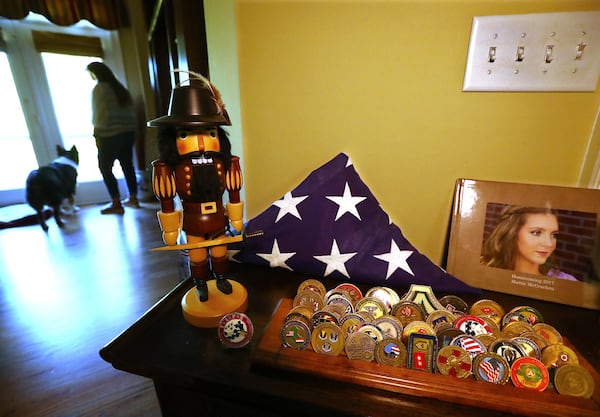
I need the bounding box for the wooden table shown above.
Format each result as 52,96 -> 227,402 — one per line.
100,263 -> 600,417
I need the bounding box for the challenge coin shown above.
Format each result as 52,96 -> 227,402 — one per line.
407,333 -> 437,372
520,331 -> 549,350
365,286 -> 400,314
285,305 -> 313,324
402,320 -> 435,345
438,295 -> 469,314
374,338 -> 407,367
311,309 -> 339,328
357,323 -> 385,343
280,319 -> 311,350
508,305 -> 544,325
218,312 -> 254,348
355,296 -> 387,320
553,364 -> 595,398
297,278 -> 326,297
335,283 -> 363,305
344,331 -> 376,361
426,309 -> 457,330
293,289 -> 325,313
392,301 -> 426,327
311,322 -> 344,356
373,315 -> 404,339
449,334 -> 487,359
476,333 -> 497,350
533,323 -> 563,345
436,345 -> 472,378
454,315 -> 493,337
511,336 -> 541,360
541,343 -> 579,369
339,313 -> 366,338
510,357 -> 549,391
502,320 -> 533,338
489,338 -> 526,367
470,299 -> 504,325
401,284 -> 446,315
472,352 -> 511,384
437,327 -> 465,348
326,293 -> 355,315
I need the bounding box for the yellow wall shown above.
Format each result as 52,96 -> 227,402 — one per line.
209,0 -> 600,264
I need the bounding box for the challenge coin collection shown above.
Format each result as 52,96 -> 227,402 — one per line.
280,279 -> 594,398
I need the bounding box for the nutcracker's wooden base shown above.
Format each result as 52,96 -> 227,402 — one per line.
181,280 -> 248,328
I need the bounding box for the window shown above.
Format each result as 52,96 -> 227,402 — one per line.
0,13 -> 127,206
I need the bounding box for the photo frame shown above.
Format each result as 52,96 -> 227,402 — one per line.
446,178 -> 600,310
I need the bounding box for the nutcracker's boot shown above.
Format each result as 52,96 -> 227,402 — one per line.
191,260 -> 211,302
211,254 -> 233,295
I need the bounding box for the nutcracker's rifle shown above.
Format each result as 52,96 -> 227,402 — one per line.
150,230 -> 263,252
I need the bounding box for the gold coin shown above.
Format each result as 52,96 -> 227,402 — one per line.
374,338 -> 407,367
297,279 -> 326,297
324,288 -> 352,305
541,343 -> 579,369
426,309 -> 457,330
285,305 -> 313,324
280,319 -> 311,350
355,296 -> 387,320
335,283 -> 363,306
311,322 -> 344,356
508,306 -> 544,325
481,316 -> 501,337
344,331 -> 376,361
293,289 -> 324,313
357,323 -> 385,343
472,352 -> 511,384
470,299 -> 504,325
476,333 -> 497,349
436,345 -> 472,378
356,310 -> 374,323
402,320 -> 435,345
553,364 -> 595,398
373,315 -> 404,339
502,320 -> 533,338
391,301 -> 426,327
326,295 -> 354,315
339,313 -> 365,338
438,295 -> 469,314
311,309 -> 339,328
520,331 -> 549,350
533,323 -> 563,345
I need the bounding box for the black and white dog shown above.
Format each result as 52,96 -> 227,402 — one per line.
26,145 -> 79,231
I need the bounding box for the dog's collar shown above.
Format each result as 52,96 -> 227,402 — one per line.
54,156 -> 78,169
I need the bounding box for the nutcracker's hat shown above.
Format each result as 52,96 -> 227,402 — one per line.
147,75 -> 230,128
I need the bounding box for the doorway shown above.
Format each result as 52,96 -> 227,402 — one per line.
0,13 -> 128,207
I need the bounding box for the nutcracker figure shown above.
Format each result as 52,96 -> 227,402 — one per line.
148,75 -> 246,327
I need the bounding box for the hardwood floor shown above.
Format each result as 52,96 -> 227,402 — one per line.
0,202 -> 183,417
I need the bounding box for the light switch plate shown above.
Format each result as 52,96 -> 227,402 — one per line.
463,11 -> 600,92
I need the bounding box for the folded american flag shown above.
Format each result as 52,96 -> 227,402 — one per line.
230,153 -> 477,294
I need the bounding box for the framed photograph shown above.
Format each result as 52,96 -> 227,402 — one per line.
446,178 -> 600,310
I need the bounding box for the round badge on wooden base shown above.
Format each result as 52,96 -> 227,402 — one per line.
181,280 -> 248,328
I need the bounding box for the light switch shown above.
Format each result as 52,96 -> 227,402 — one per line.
463,11 -> 600,92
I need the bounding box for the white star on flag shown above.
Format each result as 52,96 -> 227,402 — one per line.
374,240 -> 415,278
257,239 -> 296,270
272,191 -> 308,223
314,239 -> 357,278
326,182 -> 367,221
230,152 -> 477,294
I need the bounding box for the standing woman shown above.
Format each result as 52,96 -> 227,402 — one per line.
87,61 -> 139,214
